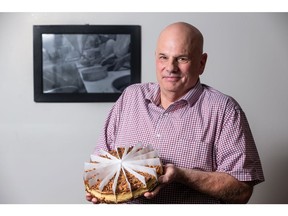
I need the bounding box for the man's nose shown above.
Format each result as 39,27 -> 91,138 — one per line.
165,59 -> 178,72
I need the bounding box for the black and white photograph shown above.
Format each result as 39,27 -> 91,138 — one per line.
33,25 -> 141,102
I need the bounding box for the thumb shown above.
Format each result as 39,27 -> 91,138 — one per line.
158,175 -> 169,184
158,164 -> 177,184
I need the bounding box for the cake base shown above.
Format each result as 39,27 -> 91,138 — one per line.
85,178 -> 159,203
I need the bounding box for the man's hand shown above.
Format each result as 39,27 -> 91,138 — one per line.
144,164 -> 178,199
86,192 -> 100,204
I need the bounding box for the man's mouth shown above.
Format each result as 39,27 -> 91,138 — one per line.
163,75 -> 181,79
163,77 -> 181,83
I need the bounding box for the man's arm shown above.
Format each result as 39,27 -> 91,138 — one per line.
144,164 -> 253,204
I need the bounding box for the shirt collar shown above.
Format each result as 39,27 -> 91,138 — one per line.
180,80 -> 204,107
145,79 -> 204,107
145,84 -> 161,106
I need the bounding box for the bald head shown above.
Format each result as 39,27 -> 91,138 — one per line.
157,22 -> 204,55
155,22 -> 208,104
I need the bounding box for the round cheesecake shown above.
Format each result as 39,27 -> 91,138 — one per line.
84,144 -> 163,203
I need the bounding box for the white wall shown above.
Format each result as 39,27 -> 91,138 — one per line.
0,12 -> 287,204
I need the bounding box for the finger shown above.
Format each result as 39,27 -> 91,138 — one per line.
144,190 -> 156,199
91,197 -> 99,204
86,193 -> 99,204
144,184 -> 164,199
86,193 -> 92,201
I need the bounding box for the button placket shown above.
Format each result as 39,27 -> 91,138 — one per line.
155,112 -> 169,139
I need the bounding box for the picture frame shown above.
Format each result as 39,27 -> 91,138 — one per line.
33,25 -> 141,102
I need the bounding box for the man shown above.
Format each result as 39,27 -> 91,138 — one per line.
86,22 -> 264,204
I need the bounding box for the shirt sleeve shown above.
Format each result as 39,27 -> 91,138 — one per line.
93,89 -> 126,154
215,98 -> 265,185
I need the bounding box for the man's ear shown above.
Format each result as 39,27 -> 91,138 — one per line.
199,53 -> 208,75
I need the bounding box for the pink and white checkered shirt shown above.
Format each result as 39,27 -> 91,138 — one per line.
94,80 -> 264,204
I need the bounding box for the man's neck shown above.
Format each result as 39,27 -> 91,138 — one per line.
159,80 -> 201,109
160,91 -> 181,109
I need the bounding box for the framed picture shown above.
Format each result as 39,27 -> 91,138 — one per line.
33,25 -> 141,102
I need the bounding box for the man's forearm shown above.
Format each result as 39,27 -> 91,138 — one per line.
175,167 -> 253,203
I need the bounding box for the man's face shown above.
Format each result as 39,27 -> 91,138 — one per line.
155,31 -> 206,99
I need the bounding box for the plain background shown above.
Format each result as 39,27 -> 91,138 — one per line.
0,12 -> 287,204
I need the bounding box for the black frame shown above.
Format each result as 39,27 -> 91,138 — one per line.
33,25 -> 141,102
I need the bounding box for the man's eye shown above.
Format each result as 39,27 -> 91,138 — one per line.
177,57 -> 189,63
159,56 -> 168,61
